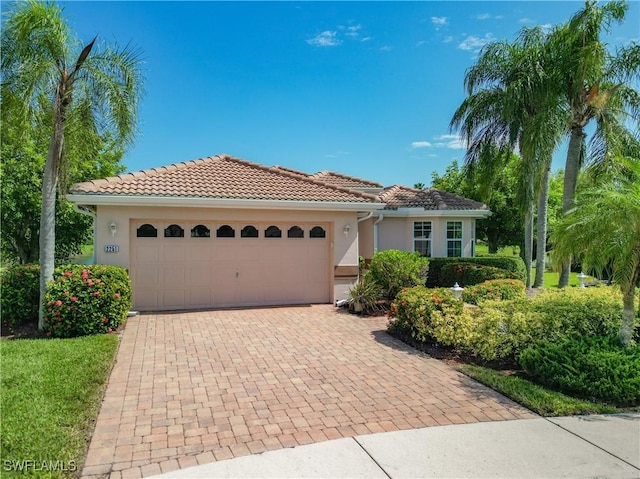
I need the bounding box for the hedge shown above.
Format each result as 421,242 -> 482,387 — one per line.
426,256 -> 526,287
1,264 -> 41,329
440,263 -> 520,287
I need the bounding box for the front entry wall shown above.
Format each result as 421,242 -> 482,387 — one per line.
131,220 -> 331,310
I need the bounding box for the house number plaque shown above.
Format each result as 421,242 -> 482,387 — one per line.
104,245 -> 120,253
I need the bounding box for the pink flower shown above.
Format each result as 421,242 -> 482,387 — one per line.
87,279 -> 94,286
55,300 -> 62,307
64,291 -> 69,296
114,293 -> 120,298
63,271 -> 73,277
102,318 -> 109,323
82,270 -> 89,280
108,328 -> 113,333
93,291 -> 100,297
71,296 -> 78,302
46,332 -> 51,337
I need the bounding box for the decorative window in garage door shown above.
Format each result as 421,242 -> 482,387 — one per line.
191,225 -> 210,237
265,225 -> 282,238
241,225 -> 259,238
164,224 -> 184,237
310,226 -> 326,238
287,226 -> 304,238
216,225 -> 235,238
137,224 -> 157,237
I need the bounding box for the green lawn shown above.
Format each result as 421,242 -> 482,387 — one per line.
459,364 -> 618,416
0,334 -> 118,478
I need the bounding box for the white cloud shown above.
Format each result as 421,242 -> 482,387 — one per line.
443,36 -> 454,44
433,134 -> 466,150
519,17 -> 534,24
477,13 -> 504,20
412,141 -> 432,149
431,16 -> 448,27
380,45 -> 392,52
361,36 -> 372,42
307,31 -> 342,47
416,40 -> 426,47
345,24 -> 362,37
458,33 -> 495,52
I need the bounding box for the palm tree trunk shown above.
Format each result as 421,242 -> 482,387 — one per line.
620,285 -> 636,347
524,201 -> 534,288
559,128 -> 584,287
38,105 -> 65,329
534,162 -> 551,288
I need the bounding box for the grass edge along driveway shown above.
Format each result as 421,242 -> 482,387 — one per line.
1,334 -> 118,478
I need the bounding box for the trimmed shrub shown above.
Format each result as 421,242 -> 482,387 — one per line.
0,264 -> 40,329
462,279 -> 526,305
520,336 -> 640,406
388,286 -> 462,342
527,286 -> 624,342
440,263 -> 520,287
367,250 -> 429,300
426,256 -> 526,287
43,264 -> 132,338
430,305 -> 532,362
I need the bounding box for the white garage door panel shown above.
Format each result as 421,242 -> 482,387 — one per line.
131,221 -> 331,310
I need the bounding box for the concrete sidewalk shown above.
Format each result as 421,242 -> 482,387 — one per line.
148,414 -> 640,478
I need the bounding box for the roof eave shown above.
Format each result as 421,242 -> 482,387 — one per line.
66,193 -> 385,212
376,209 -> 492,218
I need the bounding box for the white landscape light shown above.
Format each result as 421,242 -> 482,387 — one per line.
451,282 -> 464,300
577,272 -> 588,288
109,221 -> 117,237
343,223 -> 351,237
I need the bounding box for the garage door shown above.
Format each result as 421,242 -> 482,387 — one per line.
130,220 -> 331,310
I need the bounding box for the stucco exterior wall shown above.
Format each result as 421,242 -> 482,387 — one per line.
94,205 -> 360,303
376,216 -> 477,258
357,217 -> 375,262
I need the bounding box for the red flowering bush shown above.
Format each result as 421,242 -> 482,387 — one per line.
462,279 -> 526,305
388,286 -> 463,342
0,264 -> 40,330
43,264 -> 132,338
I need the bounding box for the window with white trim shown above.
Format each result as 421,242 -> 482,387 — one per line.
413,221 -> 432,257
447,221 -> 462,257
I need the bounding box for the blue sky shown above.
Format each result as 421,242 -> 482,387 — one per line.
58,1 -> 639,188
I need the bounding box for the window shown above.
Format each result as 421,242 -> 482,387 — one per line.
136,224 -> 157,238
216,225 -> 235,238
309,226 -> 326,238
447,221 -> 463,257
164,224 -> 184,238
287,226 -> 304,238
264,225 -> 282,238
413,221 -> 432,257
241,225 -> 258,238
191,225 -> 210,238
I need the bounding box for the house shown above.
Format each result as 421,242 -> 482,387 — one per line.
67,154 -> 490,311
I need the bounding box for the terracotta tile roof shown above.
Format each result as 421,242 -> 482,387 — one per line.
379,185 -> 489,211
70,155 -> 379,203
310,171 -> 383,189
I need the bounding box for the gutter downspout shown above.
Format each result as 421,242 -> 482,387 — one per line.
373,213 -> 384,253
73,204 -> 96,265
357,211 -> 373,223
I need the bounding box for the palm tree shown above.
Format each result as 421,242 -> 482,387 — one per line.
451,27 -> 563,288
550,0 -> 640,287
552,159 -> 640,347
1,1 -> 143,328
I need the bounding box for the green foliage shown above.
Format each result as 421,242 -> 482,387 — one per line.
388,286 -> 462,342
520,336 -> 640,406
440,263 -> 520,287
347,277 -> 383,315
43,265 -> 132,338
459,365 -> 617,416
462,279 -> 526,305
426,256 -> 526,287
367,250 -> 429,300
0,264 -> 40,329
527,287 -> 625,342
1,334 -> 118,478
429,158 -> 525,254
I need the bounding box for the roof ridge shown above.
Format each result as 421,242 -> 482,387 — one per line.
271,165 -> 311,177
265,165 -> 380,201
312,170 -> 383,187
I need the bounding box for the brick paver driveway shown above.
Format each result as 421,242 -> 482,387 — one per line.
82,305 -> 535,478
